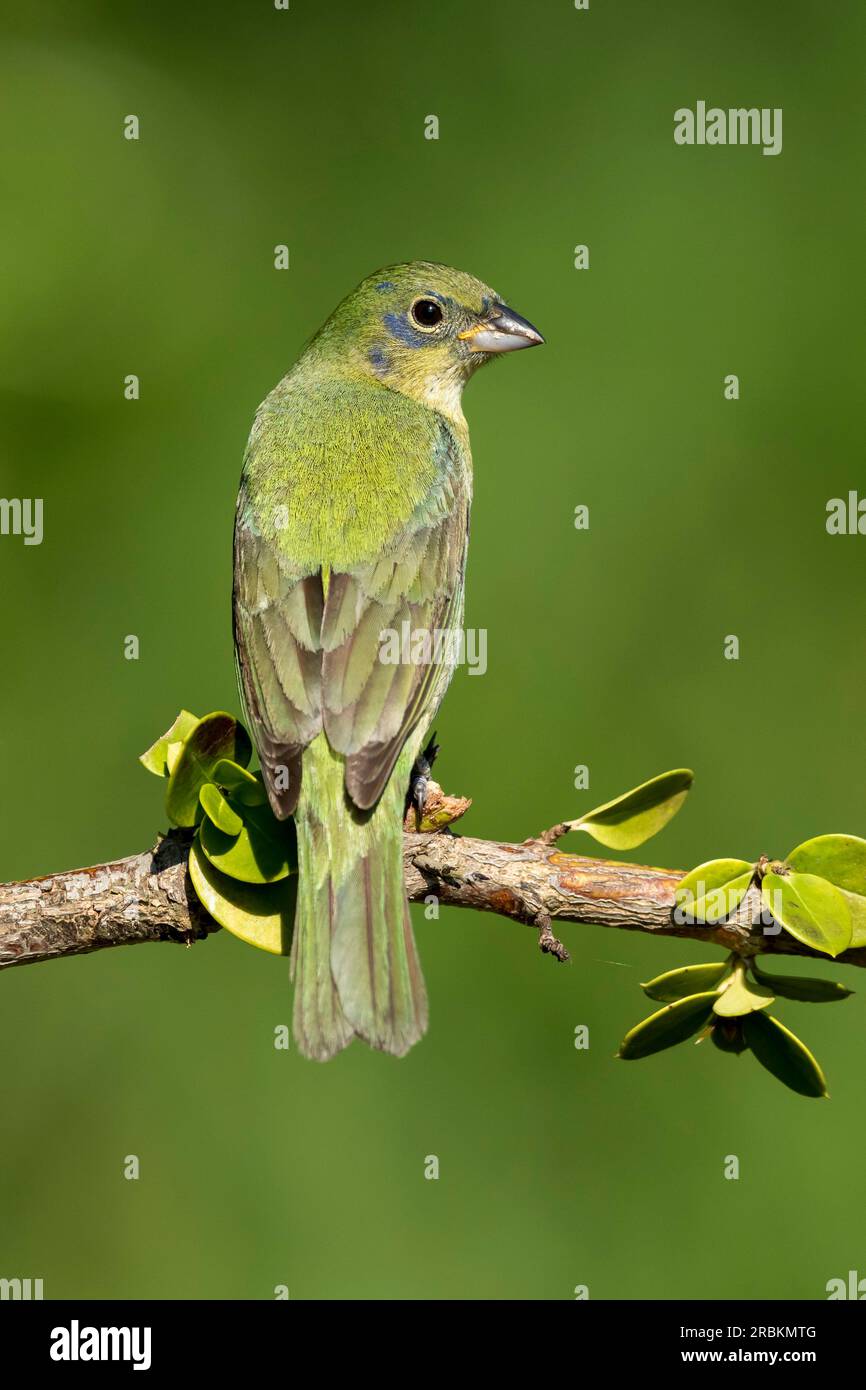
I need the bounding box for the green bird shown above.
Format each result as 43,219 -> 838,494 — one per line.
233,262 -> 542,1060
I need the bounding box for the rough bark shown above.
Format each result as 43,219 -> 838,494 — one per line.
2,828 -> 865,972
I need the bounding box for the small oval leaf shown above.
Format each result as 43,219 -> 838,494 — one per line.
742,1012 -> 828,1098
199,803 -> 294,883
189,836 -> 294,955
676,859 -> 754,924
212,758 -> 269,807
712,969 -> 774,1017
762,871 -> 852,958
787,837 -> 866,947
616,991 -> 717,1060
751,960 -> 853,1003
575,768 -> 693,851
641,961 -> 730,1002
838,888 -> 866,949
165,713 -> 253,828
213,758 -> 258,789
165,741 -> 186,775
199,783 -> 244,836
235,775 -> 269,807
787,834 -> 866,896
139,709 -> 199,778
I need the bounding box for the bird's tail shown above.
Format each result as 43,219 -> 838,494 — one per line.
290,734 -> 428,1061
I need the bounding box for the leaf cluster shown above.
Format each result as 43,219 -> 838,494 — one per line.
140,710 -> 295,954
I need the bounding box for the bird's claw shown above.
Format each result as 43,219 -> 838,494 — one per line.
406,732 -> 440,824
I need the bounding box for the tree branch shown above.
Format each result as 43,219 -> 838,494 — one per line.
3,826 -> 866,972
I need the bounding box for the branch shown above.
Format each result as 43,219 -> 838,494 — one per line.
3,825 -> 866,972
0,833 -> 212,969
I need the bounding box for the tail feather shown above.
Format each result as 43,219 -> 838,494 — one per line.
290,871 -> 355,1062
291,739 -> 428,1061
331,853 -> 428,1057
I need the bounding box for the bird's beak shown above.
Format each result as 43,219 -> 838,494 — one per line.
458,301 -> 545,353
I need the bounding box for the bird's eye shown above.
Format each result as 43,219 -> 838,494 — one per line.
410,298 -> 443,329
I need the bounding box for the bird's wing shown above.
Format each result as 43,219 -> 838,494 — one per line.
233,487 -> 324,818
321,422 -> 470,811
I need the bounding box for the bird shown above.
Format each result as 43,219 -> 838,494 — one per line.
233,262 -> 543,1060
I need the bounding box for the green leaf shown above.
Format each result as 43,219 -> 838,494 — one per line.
616,992 -> 717,1060
761,870 -> 852,958
199,800 -> 294,883
189,836 -> 294,955
742,1012 -> 828,1098
786,835 -> 866,949
787,833 -> 866,894
165,741 -> 185,775
199,783 -> 244,836
641,961 -> 730,1002
676,859 -> 753,924
212,759 -> 269,807
751,960 -> 853,1003
212,759 -> 258,789
574,768 -> 693,851
712,963 -> 774,1017
164,713 -> 253,828
139,710 -> 199,777
838,889 -> 866,949
236,773 -> 269,807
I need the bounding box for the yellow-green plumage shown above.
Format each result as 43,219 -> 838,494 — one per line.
233,261 -> 542,1059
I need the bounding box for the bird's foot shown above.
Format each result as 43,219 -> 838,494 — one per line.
406,732 -> 440,825
402,736 -> 472,833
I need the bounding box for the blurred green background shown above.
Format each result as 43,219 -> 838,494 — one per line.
1,0 -> 864,1300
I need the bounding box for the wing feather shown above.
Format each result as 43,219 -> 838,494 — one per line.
322,433 -> 469,810
234,395 -> 470,818
233,501 -> 324,818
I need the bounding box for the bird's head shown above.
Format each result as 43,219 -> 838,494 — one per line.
306,261 -> 543,418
